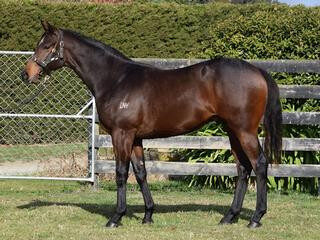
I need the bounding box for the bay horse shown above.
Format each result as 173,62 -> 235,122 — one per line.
21,21 -> 282,228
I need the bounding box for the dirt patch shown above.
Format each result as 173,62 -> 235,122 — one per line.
0,160 -> 42,175
0,154 -> 88,177
38,154 -> 88,177
0,155 -> 168,182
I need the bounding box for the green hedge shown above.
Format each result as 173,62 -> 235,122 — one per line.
1,1 -> 320,59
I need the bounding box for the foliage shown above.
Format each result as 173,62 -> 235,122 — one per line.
230,0 -> 278,3
1,1 -> 320,60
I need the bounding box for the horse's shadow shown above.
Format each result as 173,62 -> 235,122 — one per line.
17,200 -> 254,222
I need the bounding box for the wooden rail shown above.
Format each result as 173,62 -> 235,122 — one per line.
95,161 -> 320,178
134,58 -> 320,73
94,135 -> 320,152
92,59 -> 320,181
279,85 -> 320,99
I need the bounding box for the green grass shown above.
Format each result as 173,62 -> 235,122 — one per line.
0,180 -> 319,240
0,143 -> 87,163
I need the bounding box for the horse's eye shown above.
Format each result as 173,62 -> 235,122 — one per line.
43,45 -> 51,49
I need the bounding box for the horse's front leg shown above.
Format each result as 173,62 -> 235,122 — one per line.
106,129 -> 135,228
131,139 -> 154,224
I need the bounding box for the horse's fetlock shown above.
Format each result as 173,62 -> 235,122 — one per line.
116,208 -> 127,216
230,208 -> 241,216
260,209 -> 267,215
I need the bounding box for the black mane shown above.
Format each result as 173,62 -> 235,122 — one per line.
62,29 -> 132,61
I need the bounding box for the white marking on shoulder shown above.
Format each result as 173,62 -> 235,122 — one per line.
119,101 -> 129,109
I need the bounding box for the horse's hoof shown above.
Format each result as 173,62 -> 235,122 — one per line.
142,218 -> 153,225
247,221 -> 262,228
106,221 -> 119,228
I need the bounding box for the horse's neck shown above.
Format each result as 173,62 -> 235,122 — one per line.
63,34 -> 127,98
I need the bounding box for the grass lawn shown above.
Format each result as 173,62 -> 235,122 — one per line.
0,180 -> 319,240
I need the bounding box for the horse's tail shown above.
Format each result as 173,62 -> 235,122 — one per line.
260,69 -> 282,164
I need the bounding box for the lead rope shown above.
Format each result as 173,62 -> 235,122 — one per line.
21,75 -> 50,104
1,75 -> 50,113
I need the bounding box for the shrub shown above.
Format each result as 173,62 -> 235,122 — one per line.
1,2 -> 320,59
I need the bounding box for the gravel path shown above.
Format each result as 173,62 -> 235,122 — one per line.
0,160 -> 42,175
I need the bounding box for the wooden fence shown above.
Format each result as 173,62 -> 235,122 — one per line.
90,59 -> 320,193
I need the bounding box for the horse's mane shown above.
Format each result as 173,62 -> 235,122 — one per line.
62,29 -> 132,61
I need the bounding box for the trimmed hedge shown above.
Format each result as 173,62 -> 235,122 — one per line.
1,1 -> 320,60
1,1 -> 320,141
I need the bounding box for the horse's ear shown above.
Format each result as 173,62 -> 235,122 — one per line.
41,20 -> 56,33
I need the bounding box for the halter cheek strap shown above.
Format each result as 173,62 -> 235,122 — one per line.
31,31 -> 64,69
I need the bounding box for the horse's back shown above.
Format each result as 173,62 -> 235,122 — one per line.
99,58 -> 268,138
142,58 -> 268,135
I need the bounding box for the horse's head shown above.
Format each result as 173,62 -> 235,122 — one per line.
21,20 -> 64,83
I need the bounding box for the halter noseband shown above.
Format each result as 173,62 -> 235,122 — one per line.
31,30 -> 64,69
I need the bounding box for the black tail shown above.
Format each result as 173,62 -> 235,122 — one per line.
260,69 -> 282,164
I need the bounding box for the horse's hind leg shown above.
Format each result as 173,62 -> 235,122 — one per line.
220,129 -> 252,225
234,130 -> 268,228
106,129 -> 135,228
131,139 -> 155,224
248,144 -> 268,228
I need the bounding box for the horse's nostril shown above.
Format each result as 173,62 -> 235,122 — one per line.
20,70 -> 28,82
